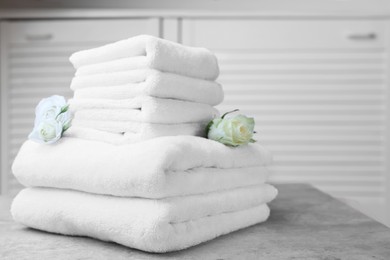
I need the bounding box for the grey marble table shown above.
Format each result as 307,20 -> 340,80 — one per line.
1,184 -> 389,260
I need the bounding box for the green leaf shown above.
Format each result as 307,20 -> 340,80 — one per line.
62,120 -> 72,133
60,104 -> 69,114
221,109 -> 239,119
205,120 -> 214,134
249,138 -> 256,143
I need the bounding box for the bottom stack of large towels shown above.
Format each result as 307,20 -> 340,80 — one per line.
11,136 -> 277,252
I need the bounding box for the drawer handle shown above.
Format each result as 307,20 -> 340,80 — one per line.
347,33 -> 377,41
25,33 -> 53,41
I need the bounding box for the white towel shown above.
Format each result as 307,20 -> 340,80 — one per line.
69,96 -> 219,124
12,185 -> 277,252
66,126 -> 204,144
69,35 -> 219,80
69,118 -> 207,136
71,69 -> 223,106
12,136 -> 273,198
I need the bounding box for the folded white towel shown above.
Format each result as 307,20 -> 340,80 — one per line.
69,96 -> 219,124
69,120 -> 207,137
66,126 -> 203,144
12,136 -> 272,198
69,35 -> 219,80
71,69 -> 223,106
12,185 -> 277,252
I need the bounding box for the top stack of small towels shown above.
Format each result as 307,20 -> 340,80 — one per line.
67,35 -> 224,144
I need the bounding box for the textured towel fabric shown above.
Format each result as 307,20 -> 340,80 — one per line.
68,120 -> 207,139
70,119 -> 207,134
12,185 -> 277,252
69,35 -> 219,80
12,136 -> 273,198
65,126 -> 205,144
69,97 -> 219,124
71,69 -> 223,106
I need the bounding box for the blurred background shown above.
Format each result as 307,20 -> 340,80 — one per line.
0,0 -> 389,227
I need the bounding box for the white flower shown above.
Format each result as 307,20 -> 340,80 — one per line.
28,95 -> 72,144
34,95 -> 68,126
28,119 -> 63,144
207,111 -> 255,147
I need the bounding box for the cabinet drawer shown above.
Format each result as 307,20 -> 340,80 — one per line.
7,19 -> 159,44
182,19 -> 385,50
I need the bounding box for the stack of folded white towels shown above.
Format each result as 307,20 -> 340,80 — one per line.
11,35 -> 278,253
66,34 -> 223,144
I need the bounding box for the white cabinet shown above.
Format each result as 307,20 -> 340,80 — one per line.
0,19 -> 160,195
182,19 -> 389,223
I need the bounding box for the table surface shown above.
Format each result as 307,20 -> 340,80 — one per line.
1,184 -> 389,260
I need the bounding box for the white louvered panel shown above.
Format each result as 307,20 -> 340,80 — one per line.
182,19 -> 388,223
1,19 -> 160,196
216,50 -> 386,199
220,50 -> 387,219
